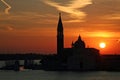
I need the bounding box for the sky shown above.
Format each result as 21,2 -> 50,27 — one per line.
0,0 -> 120,54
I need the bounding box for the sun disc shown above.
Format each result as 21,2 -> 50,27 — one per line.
99,42 -> 106,48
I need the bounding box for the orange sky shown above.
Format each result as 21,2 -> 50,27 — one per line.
0,0 -> 120,54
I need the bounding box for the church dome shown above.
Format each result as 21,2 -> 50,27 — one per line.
72,35 -> 85,49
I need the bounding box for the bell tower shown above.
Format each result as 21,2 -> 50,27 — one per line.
57,13 -> 64,55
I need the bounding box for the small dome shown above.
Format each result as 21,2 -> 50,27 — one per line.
72,35 -> 85,49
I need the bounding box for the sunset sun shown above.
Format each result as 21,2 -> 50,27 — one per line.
99,42 -> 106,48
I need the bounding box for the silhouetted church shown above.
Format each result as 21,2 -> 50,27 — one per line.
57,13 -> 100,70
41,13 -> 100,71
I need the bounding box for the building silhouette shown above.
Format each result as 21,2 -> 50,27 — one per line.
40,13 -> 100,70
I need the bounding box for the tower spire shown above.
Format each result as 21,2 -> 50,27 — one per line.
59,13 -> 61,18
59,13 -> 62,21
57,13 -> 64,55
58,12 -> 63,31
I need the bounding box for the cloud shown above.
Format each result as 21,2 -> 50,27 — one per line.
42,0 -> 92,22
0,12 -> 58,30
84,0 -> 120,21
1,0 -> 11,14
102,14 -> 120,20
78,0 -> 120,33
8,12 -> 57,24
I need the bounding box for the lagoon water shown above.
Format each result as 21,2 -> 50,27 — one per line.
0,70 -> 120,80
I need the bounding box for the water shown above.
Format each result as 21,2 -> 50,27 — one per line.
0,70 -> 120,80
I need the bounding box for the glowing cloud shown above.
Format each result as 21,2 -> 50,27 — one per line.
1,0 -> 11,14
103,14 -> 120,20
43,0 -> 92,22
